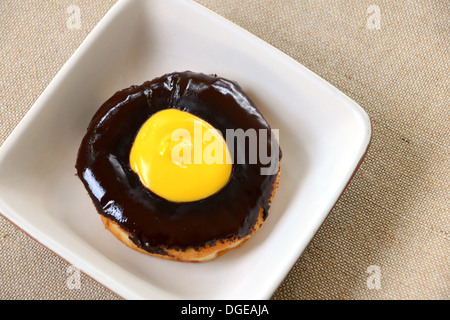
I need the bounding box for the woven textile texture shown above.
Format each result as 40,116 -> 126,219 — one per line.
1,0 -> 449,299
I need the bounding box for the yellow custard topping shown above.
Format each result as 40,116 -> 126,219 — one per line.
129,109 -> 232,202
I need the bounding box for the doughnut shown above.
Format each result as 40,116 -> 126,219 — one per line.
75,71 -> 281,262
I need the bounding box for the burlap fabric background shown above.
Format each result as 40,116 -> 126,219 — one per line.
0,0 -> 448,300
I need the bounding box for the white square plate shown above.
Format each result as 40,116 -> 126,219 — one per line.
0,0 -> 371,299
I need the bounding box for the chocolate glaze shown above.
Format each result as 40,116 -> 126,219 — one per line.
76,71 -> 281,254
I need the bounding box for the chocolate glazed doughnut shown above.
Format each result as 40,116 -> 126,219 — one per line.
76,71 -> 281,262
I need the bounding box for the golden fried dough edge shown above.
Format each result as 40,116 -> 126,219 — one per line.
100,162 -> 281,262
